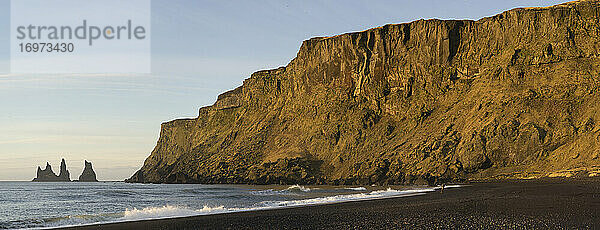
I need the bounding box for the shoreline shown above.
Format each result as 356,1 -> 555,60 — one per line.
61,178 -> 600,229
49,185 -> 452,229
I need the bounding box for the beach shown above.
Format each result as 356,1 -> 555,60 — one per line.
65,178 -> 600,229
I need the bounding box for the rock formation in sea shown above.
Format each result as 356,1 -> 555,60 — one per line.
127,0 -> 600,185
57,159 -> 70,181
78,160 -> 99,182
33,159 -> 71,182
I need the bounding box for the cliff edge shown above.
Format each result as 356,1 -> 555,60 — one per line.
128,0 -> 600,185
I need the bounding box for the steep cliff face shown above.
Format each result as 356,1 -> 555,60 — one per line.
128,0 -> 600,185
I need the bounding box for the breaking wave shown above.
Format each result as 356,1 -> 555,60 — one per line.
121,205 -> 229,221
345,187 -> 367,191
284,185 -> 315,192
250,185 -> 317,196
261,187 -> 435,207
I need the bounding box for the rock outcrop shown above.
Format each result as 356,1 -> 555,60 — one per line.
78,160 -> 98,182
127,0 -> 600,185
33,159 -> 71,182
58,159 -> 70,181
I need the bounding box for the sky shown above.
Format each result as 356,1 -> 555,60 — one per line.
0,0 -> 567,181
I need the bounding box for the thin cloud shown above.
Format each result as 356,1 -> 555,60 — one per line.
0,135 -> 148,145
0,72 -> 152,80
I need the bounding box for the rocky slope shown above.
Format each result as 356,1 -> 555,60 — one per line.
33,159 -> 71,182
78,160 -> 98,182
128,0 -> 600,185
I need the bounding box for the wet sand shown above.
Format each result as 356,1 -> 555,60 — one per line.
65,178 -> 600,229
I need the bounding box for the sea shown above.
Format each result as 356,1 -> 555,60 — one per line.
0,182 -> 458,229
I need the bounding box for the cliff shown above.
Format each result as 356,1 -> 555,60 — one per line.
78,160 -> 99,182
33,159 -> 71,182
127,0 -> 600,185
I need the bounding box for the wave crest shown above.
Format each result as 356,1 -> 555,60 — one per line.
250,185 -> 316,196
284,185 -> 314,192
345,187 -> 367,191
122,205 -> 228,221
261,187 -> 436,208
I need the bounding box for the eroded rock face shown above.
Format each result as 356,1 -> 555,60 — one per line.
127,0 -> 600,185
78,160 -> 98,182
58,159 -> 70,181
33,159 -> 71,182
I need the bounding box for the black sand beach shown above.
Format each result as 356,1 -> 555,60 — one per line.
66,179 -> 599,230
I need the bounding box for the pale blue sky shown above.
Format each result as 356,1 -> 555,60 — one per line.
0,0 -> 567,181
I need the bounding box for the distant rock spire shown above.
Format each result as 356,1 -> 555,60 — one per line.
32,159 -> 71,182
58,159 -> 71,181
78,160 -> 98,182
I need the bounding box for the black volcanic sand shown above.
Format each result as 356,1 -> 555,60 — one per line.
66,179 -> 599,229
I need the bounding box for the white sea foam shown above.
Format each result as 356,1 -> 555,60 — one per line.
345,187 -> 367,191
284,185 -> 314,192
121,205 -> 229,221
270,187 -> 436,207
249,185 -> 316,196
442,185 -> 462,189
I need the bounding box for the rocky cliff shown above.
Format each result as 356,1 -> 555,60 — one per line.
128,0 -> 600,185
33,159 -> 71,182
78,160 -> 98,182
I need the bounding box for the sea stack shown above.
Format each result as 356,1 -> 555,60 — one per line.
78,160 -> 98,182
32,159 -> 71,182
57,159 -> 71,181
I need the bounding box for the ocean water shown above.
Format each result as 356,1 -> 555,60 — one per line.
0,182 -> 457,229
